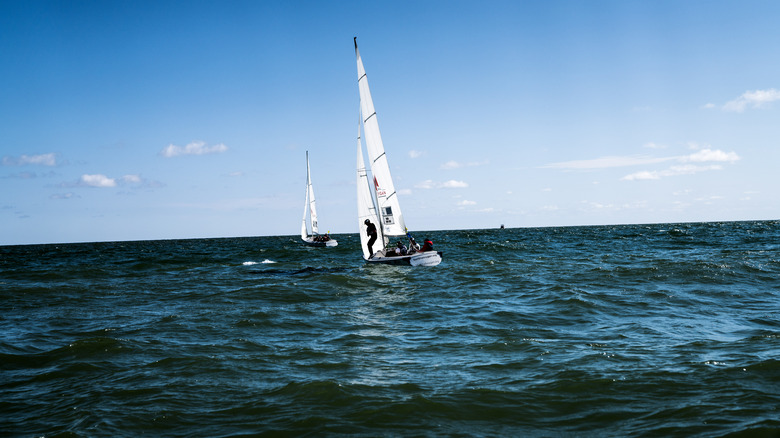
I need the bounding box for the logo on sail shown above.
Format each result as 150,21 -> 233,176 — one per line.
373,176 -> 386,197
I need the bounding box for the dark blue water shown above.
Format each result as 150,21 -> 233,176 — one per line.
2,221 -> 779,436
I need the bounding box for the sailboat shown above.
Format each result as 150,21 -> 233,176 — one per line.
301,151 -> 337,247
354,37 -> 442,266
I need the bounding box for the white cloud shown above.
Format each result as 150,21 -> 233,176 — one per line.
409,150 -> 424,158
3,171 -> 38,179
60,173 -> 161,189
546,143 -> 740,181
457,200 -> 476,206
3,153 -> 57,166
683,148 -> 739,163
673,164 -> 723,174
441,159 -> 489,170
622,164 -> 723,181
415,179 -> 469,189
692,195 -> 725,205
22,153 -> 57,166
440,180 -> 469,188
160,141 -> 228,158
544,142 -> 738,171
622,200 -> 648,210
122,174 -> 142,184
721,88 -> 780,112
543,155 -> 676,170
579,200 -> 647,212
173,196 -> 283,211
622,170 -> 660,181
398,188 -> 412,195
50,192 -> 78,200
80,174 -> 116,188
582,201 -> 615,210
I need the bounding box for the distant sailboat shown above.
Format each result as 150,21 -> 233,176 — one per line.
354,37 -> 442,266
301,151 -> 337,247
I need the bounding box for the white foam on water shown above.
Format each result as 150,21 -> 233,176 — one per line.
242,261 -> 258,266
261,259 -> 276,264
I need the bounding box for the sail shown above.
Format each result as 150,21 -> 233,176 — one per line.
357,118 -> 383,259
354,38 -> 406,237
301,151 -> 320,240
300,171 -> 309,240
306,151 -> 319,234
299,150 -> 338,247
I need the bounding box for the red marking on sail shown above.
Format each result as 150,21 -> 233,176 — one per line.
373,176 -> 379,190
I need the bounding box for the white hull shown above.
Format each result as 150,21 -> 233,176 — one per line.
365,250 -> 442,266
302,237 -> 338,247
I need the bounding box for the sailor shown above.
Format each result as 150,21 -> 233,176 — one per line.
421,238 -> 433,252
364,219 -> 377,256
395,240 -> 407,256
409,238 -> 420,253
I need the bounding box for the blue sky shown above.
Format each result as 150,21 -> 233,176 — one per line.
2,0 -> 779,245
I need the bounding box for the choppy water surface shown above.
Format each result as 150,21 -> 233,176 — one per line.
2,221 -> 779,436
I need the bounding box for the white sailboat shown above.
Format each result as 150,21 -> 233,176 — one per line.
354,37 -> 442,266
301,151 -> 337,247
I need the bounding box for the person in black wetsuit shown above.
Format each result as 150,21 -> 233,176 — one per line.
364,219 -> 377,257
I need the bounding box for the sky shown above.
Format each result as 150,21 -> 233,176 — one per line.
2,0 -> 779,245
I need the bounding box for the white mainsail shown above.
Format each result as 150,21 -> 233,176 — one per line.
301,151 -> 319,239
355,38 -> 406,238
300,173 -> 309,240
356,120 -> 383,259
306,151 -> 319,235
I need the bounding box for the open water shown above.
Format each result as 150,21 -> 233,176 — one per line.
1,221 -> 779,437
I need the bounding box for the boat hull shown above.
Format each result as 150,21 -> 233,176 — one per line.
365,251 -> 442,266
302,237 -> 338,247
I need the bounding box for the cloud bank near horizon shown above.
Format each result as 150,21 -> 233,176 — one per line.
542,144 -> 740,182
